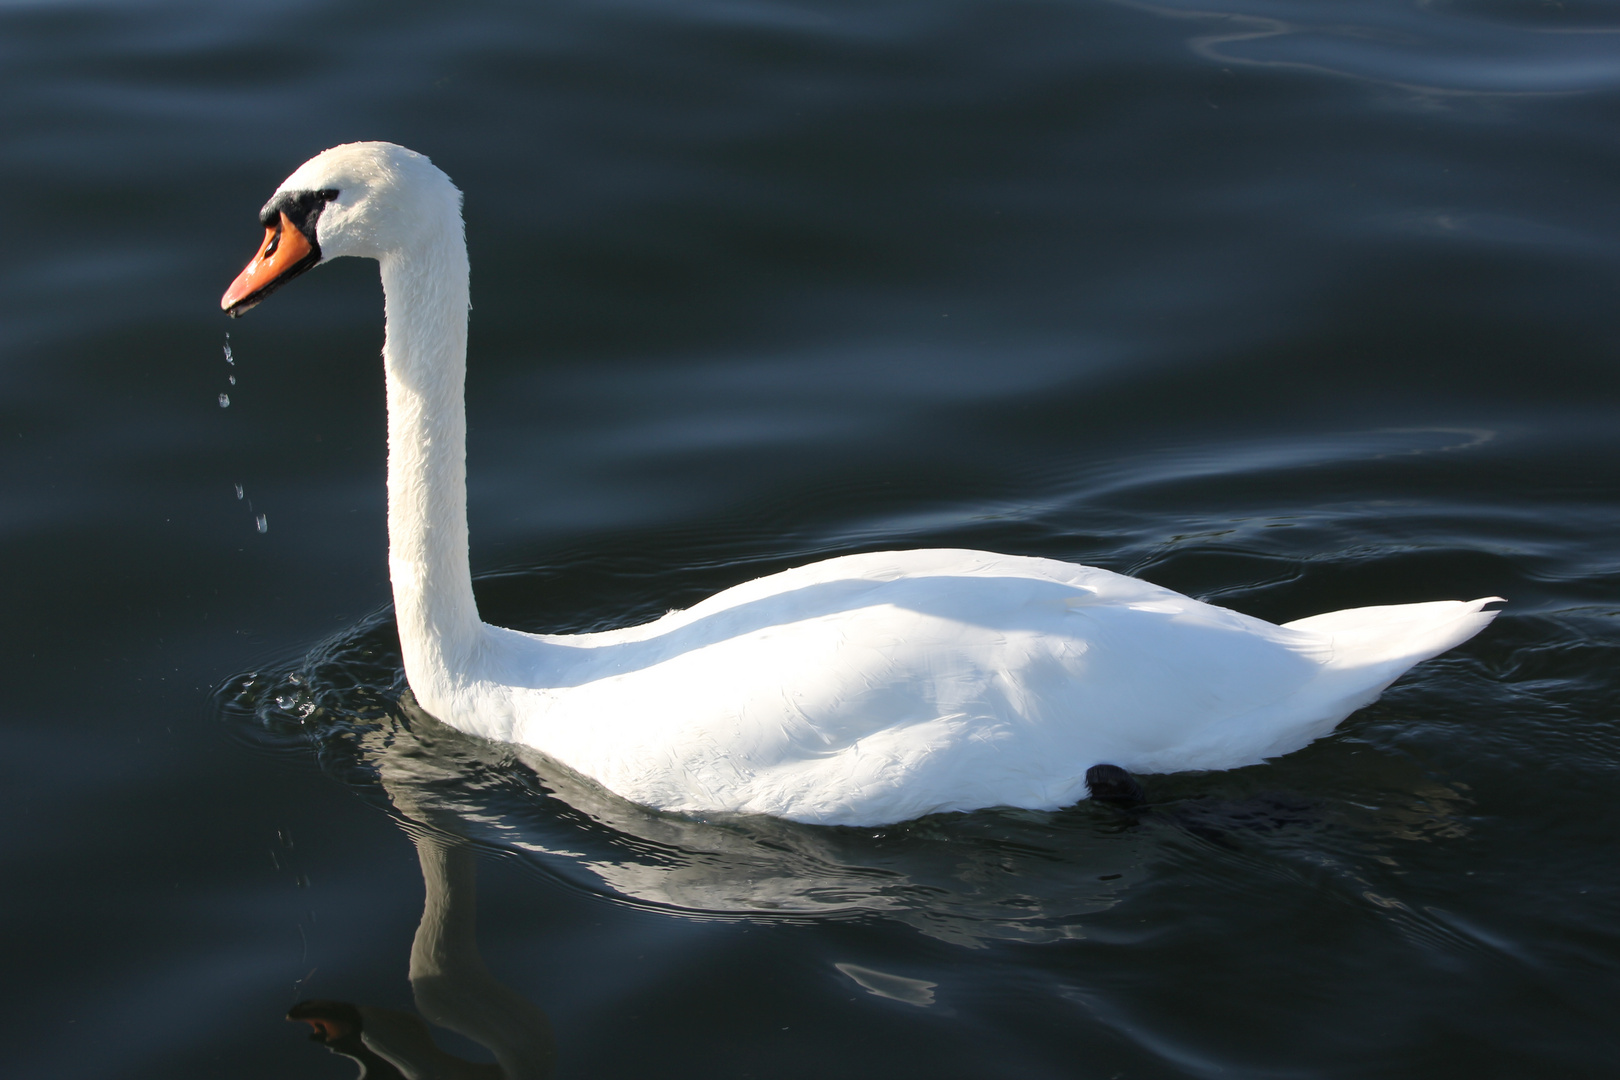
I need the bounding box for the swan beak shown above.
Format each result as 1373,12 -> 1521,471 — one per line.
221,211 -> 319,317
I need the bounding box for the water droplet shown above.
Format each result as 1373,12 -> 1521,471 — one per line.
223,339 -> 235,365
234,484 -> 244,500
228,375 -> 236,385
218,393 -> 230,408
256,514 -> 268,533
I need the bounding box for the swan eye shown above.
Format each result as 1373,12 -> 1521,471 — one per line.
258,189 -> 340,236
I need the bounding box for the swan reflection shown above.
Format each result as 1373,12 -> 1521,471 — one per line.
352,692 -> 1152,946
290,831 -> 556,1080
277,702 -> 1481,1076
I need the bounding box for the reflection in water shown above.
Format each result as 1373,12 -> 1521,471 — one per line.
833,962 -> 938,1007
290,832 -> 556,1080
372,692 -> 1150,946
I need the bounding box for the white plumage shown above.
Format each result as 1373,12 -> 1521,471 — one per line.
224,142 -> 1499,826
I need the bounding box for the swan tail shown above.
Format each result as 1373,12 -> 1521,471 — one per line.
1155,597 -> 1506,770
1284,596 -> 1503,675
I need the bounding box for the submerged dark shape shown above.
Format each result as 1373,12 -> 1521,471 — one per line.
1085,763 -> 1321,848
1170,791 -> 1320,847
1085,763 -> 1148,809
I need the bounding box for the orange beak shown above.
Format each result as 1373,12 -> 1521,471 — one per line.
220,211 -> 318,317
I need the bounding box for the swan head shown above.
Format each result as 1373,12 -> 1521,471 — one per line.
221,142 -> 463,317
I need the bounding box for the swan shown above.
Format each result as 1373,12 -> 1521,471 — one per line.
221,142 -> 1500,827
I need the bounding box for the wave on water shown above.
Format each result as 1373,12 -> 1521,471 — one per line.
1120,0 -> 1620,96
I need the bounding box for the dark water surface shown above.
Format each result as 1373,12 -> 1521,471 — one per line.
4,1 -> 1619,1076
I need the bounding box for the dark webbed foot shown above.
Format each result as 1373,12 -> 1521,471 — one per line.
1085,764 -> 1147,810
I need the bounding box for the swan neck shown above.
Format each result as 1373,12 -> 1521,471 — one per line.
381,230 -> 482,712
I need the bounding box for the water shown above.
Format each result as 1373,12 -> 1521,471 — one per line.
2,1 -> 1617,1076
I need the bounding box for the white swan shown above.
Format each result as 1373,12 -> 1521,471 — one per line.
221,142 -> 1500,827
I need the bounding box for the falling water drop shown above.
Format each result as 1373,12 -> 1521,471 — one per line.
256,514 -> 268,533
223,336 -> 235,365
219,393 -> 231,408
235,484 -> 244,500
228,375 -> 236,385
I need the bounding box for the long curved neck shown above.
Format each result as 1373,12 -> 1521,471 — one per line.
381,227 -> 483,714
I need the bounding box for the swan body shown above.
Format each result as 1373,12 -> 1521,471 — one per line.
222,142 -> 1500,827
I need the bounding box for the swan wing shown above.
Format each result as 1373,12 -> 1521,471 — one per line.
482,551 -> 1458,824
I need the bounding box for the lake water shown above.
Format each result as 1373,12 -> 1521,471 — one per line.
3,1 -> 1618,1076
